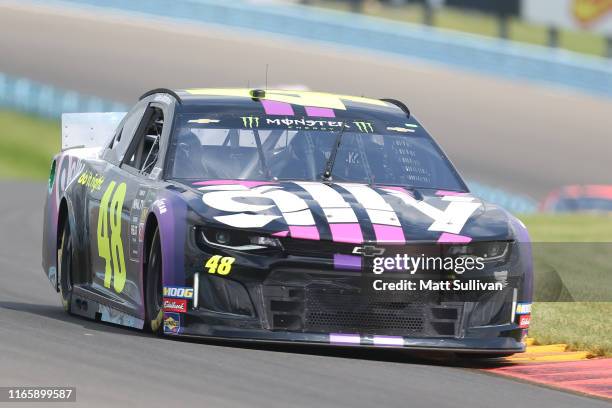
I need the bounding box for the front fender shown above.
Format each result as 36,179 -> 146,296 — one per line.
144,191 -> 189,290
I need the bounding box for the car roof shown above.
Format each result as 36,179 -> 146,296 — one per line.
142,88 -> 410,119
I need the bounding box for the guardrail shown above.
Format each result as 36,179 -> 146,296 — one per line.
48,0 -> 612,99
0,72 -> 127,118
468,181 -> 537,214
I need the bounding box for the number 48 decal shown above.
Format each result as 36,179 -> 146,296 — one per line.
205,255 -> 235,275
97,181 -> 127,293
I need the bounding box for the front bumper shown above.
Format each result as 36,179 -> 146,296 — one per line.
168,320 -> 525,353
165,233 -> 530,353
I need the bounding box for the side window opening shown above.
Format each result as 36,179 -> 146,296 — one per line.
108,126 -> 122,150
124,107 -> 164,175
104,103 -> 147,164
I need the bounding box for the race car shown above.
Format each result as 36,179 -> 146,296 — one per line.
541,184 -> 612,212
42,88 -> 532,355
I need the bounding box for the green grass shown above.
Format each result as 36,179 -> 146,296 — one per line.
310,1 -> 607,57
530,302 -> 612,357
521,214 -> 612,356
0,111 -> 59,180
521,214 -> 612,242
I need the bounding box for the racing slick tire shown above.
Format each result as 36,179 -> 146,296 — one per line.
145,227 -> 164,335
57,216 -> 73,313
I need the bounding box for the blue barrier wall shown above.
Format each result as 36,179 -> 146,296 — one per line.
48,0 -> 612,99
0,73 -> 127,118
468,181 -> 537,214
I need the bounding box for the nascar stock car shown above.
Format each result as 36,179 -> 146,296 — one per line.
42,88 -> 532,355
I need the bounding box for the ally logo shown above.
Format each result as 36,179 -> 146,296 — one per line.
199,183 -> 481,242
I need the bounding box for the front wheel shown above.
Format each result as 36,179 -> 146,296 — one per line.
145,228 -> 164,335
57,218 -> 73,312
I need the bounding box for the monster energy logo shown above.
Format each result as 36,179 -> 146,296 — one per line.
241,116 -> 260,128
353,121 -> 374,133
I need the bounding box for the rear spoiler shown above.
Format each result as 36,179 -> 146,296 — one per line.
61,112 -> 126,151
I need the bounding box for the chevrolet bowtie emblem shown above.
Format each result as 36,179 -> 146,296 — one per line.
352,245 -> 385,257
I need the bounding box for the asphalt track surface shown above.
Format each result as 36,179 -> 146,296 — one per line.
1,1 -> 612,199
0,181 -> 609,407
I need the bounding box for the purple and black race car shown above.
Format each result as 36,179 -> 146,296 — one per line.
42,88 -> 532,355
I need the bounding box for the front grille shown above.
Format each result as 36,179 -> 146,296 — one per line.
263,284 -> 462,337
305,289 -> 426,334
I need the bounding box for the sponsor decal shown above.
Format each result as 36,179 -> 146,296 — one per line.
518,314 -> 531,329
55,154 -> 84,203
382,187 -> 480,235
266,117 -> 344,131
77,170 -> 105,192
199,183 -> 480,240
163,286 -> 194,299
386,126 -> 414,133
296,182 -> 361,243
188,118 -> 220,124
352,245 -> 385,257
241,116 -> 260,128
199,183 -> 316,231
154,198 -> 168,215
163,298 -> 188,313
352,121 -> 374,133
129,188 -> 149,261
523,0 -> 612,35
573,0 -> 612,25
516,303 -> 532,315
163,312 -> 181,334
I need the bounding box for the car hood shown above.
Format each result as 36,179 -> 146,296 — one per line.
183,180 -> 513,244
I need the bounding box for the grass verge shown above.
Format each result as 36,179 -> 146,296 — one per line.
0,110 -> 59,180
521,214 -> 612,356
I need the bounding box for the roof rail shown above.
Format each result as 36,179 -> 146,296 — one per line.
380,98 -> 410,118
139,88 -> 183,104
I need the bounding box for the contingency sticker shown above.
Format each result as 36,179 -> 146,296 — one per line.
163,286 -> 194,299
516,303 -> 532,315
163,312 -> 182,334
163,298 -> 188,313
128,188 -> 148,261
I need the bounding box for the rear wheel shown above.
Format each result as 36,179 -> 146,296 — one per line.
145,228 -> 164,335
57,218 -> 73,312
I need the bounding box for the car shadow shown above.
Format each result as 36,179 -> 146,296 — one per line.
3,300 -> 518,369
0,300 -> 147,338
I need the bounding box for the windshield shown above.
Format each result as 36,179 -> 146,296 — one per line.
167,112 -> 466,191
